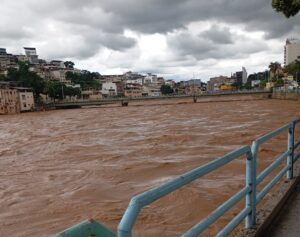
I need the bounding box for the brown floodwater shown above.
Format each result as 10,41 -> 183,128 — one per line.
0,97 -> 299,237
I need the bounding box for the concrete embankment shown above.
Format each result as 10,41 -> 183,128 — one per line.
272,92 -> 300,101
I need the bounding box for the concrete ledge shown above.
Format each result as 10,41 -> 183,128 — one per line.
236,166 -> 300,237
272,92 -> 300,101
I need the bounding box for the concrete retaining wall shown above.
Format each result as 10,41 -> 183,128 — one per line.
272,92 -> 300,100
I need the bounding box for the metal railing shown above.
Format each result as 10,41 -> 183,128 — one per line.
53,118 -> 300,237
117,119 -> 300,237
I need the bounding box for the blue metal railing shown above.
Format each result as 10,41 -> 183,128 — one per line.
117,119 -> 300,237
54,118 -> 300,237
118,146 -> 252,237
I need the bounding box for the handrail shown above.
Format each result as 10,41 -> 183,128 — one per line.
118,146 -> 252,237
54,118 -> 300,237
117,118 -> 300,237
293,119 -> 300,163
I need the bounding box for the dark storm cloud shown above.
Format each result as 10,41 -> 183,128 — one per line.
13,0 -> 300,37
167,30 -> 268,61
72,0 -> 299,37
200,25 -> 233,45
0,0 -> 298,63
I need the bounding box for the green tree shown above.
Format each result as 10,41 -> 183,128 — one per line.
272,0 -> 300,17
269,62 -> 282,81
0,75 -> 6,81
260,79 -> 268,88
231,82 -> 242,90
64,61 -> 75,69
286,60 -> 300,83
274,78 -> 285,87
66,71 -> 101,89
44,81 -> 65,100
243,82 -> 252,90
64,86 -> 81,97
160,85 -> 174,95
7,62 -> 45,96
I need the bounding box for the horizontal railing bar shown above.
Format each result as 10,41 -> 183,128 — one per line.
293,118 -> 300,124
256,165 -> 290,204
118,146 -> 251,236
132,146 -> 250,207
216,207 -> 251,237
254,124 -> 290,146
256,150 -> 289,185
182,186 -> 251,237
294,152 -> 300,163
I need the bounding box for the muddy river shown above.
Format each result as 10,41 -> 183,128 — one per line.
0,97 -> 299,237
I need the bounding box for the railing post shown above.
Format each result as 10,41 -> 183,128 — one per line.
246,148 -> 256,228
287,122 -> 295,180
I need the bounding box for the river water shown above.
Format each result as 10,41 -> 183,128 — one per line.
0,98 -> 299,236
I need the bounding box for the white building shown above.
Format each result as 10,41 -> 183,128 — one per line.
50,70 -> 67,82
50,60 -> 65,68
17,87 -> 35,112
144,73 -> 158,84
143,85 -> 161,97
126,78 -> 144,85
24,47 -> 39,64
102,82 -> 118,97
284,39 -> 300,65
242,67 -> 247,85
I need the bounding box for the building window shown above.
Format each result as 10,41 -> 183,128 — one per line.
22,95 -> 26,100
23,103 -> 27,108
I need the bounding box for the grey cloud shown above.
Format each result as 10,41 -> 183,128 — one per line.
167,30 -> 269,61
200,25 -> 233,45
89,33 -> 137,52
0,0 -> 297,75
167,33 -> 215,57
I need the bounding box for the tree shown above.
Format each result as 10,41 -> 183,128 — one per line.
274,78 -> 285,87
243,82 -> 252,90
286,60 -> 300,83
66,71 -> 101,89
0,75 -> 6,81
64,86 -> 81,97
272,0 -> 300,18
268,62 -> 282,81
44,81 -> 64,100
160,85 -> 174,95
6,62 -> 45,96
260,79 -> 268,88
64,61 -> 75,69
231,82 -> 242,90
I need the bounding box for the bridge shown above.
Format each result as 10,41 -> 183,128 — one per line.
53,90 -> 271,109
53,118 -> 300,237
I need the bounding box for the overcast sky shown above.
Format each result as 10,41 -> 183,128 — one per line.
0,0 -> 299,81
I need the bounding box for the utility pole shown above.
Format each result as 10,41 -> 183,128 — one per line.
62,85 -> 65,100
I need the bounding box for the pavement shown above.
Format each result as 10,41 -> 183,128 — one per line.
268,182 -> 300,237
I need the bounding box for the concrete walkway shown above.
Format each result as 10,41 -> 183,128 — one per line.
268,182 -> 300,237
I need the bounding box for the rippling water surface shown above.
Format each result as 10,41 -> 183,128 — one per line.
0,98 -> 299,236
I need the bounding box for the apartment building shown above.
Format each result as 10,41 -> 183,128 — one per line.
207,76 -> 235,91
102,82 -> 118,97
285,39 -> 300,65
0,85 -> 20,115
17,87 -> 35,112
125,83 -> 143,97
0,84 -> 35,114
81,88 -> 102,101
24,47 -> 39,64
